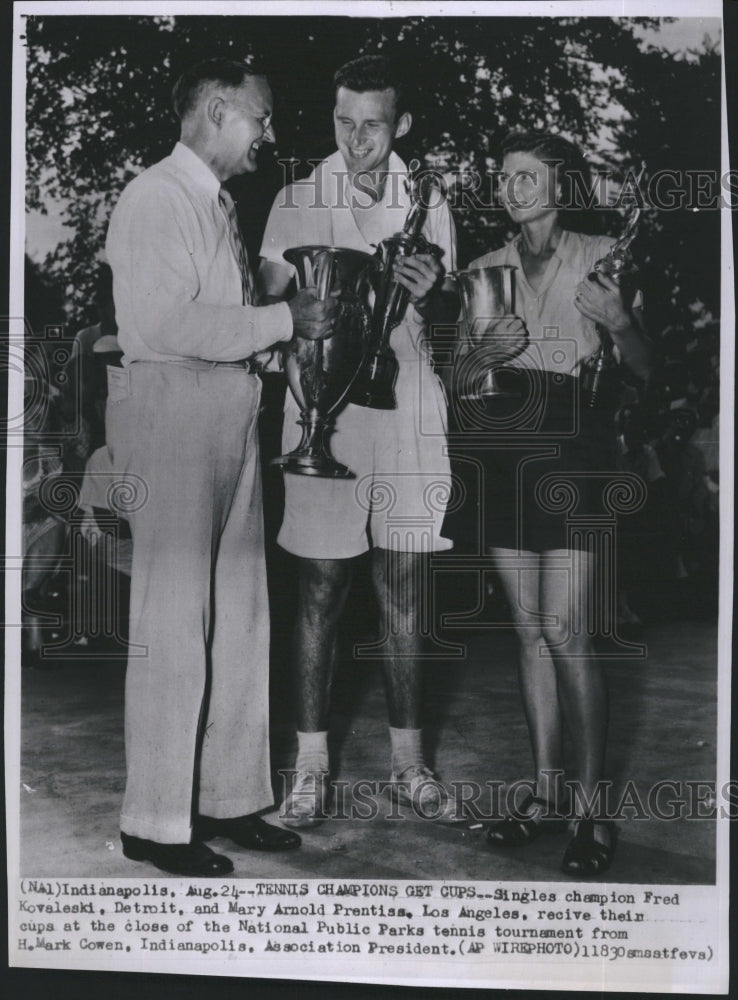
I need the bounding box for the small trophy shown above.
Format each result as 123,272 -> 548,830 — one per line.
348,172 -> 442,410
580,164 -> 645,408
451,264 -> 527,399
272,246 -> 373,479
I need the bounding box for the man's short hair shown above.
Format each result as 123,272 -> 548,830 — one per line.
172,57 -> 263,120
333,54 -> 408,118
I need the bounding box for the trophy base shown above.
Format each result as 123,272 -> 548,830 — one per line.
458,388 -> 521,401
271,453 -> 355,480
271,408 -> 355,479
459,367 -> 523,401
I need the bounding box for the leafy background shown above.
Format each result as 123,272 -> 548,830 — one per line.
23,13 -> 722,341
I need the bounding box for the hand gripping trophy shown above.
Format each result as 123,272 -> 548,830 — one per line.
347,171 -> 443,410
580,163 -> 646,408
450,263 -> 527,400
272,246 -> 374,479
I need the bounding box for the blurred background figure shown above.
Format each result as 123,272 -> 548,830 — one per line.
73,263 -> 118,358
22,368 -> 68,667
24,265 -> 125,661
70,270 -> 126,648
64,264 -> 121,470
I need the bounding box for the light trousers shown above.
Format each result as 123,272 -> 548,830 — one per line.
106,361 -> 272,843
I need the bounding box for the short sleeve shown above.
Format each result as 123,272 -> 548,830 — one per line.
425,198 -> 457,272
260,182 -> 313,275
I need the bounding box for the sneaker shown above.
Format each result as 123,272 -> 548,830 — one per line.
280,769 -> 329,828
388,765 -> 466,824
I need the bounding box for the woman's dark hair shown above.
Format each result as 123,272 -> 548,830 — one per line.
172,58 -> 262,120
501,130 -> 594,230
333,54 -> 408,119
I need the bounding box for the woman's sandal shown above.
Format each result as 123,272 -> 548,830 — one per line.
486,794 -> 567,847
561,819 -> 616,876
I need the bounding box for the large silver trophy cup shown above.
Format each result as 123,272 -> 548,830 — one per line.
272,246 -> 373,479
452,264 -> 526,399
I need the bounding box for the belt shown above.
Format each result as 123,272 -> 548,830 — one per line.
131,357 -> 260,374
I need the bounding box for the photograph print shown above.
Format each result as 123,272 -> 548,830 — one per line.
7,1 -> 732,992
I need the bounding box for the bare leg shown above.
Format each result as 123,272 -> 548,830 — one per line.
540,548 -> 610,846
280,557 -> 353,828
293,557 -> 353,732
491,547 -> 564,807
371,549 -> 423,729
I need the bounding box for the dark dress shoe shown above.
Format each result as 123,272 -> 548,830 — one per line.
121,833 -> 233,876
198,814 -> 301,852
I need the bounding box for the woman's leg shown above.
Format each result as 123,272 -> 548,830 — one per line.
491,547 -> 564,807
539,547 -> 610,847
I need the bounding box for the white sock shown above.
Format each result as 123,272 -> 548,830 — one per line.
389,726 -> 424,777
295,730 -> 329,773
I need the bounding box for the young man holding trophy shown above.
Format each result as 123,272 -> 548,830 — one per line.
257,54 -> 461,826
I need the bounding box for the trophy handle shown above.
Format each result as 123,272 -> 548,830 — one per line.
315,252 -> 335,302
502,265 -> 514,314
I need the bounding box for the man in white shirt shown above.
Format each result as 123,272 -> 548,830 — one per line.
258,55 -> 462,827
105,58 -> 338,876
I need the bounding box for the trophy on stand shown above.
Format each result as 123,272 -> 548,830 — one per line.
348,172 -> 443,410
580,163 -> 646,408
272,246 -> 373,479
451,264 -> 527,399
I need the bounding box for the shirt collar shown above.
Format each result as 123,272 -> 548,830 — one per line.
384,151 -> 412,209
513,226 -> 573,260
325,149 -> 411,210
170,141 -> 222,199
510,228 -> 572,298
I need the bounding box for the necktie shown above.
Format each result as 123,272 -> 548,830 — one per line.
219,186 -> 255,305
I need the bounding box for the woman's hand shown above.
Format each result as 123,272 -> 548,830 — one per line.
472,316 -> 529,362
574,272 -> 632,333
482,315 -> 528,340
575,273 -> 652,380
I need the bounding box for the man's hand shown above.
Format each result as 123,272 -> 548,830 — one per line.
287,288 -> 341,341
574,272 -> 631,333
393,252 -> 445,310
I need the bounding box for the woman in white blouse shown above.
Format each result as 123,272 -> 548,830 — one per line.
448,131 -> 650,875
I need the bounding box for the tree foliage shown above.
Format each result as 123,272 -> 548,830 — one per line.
24,13 -> 721,333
